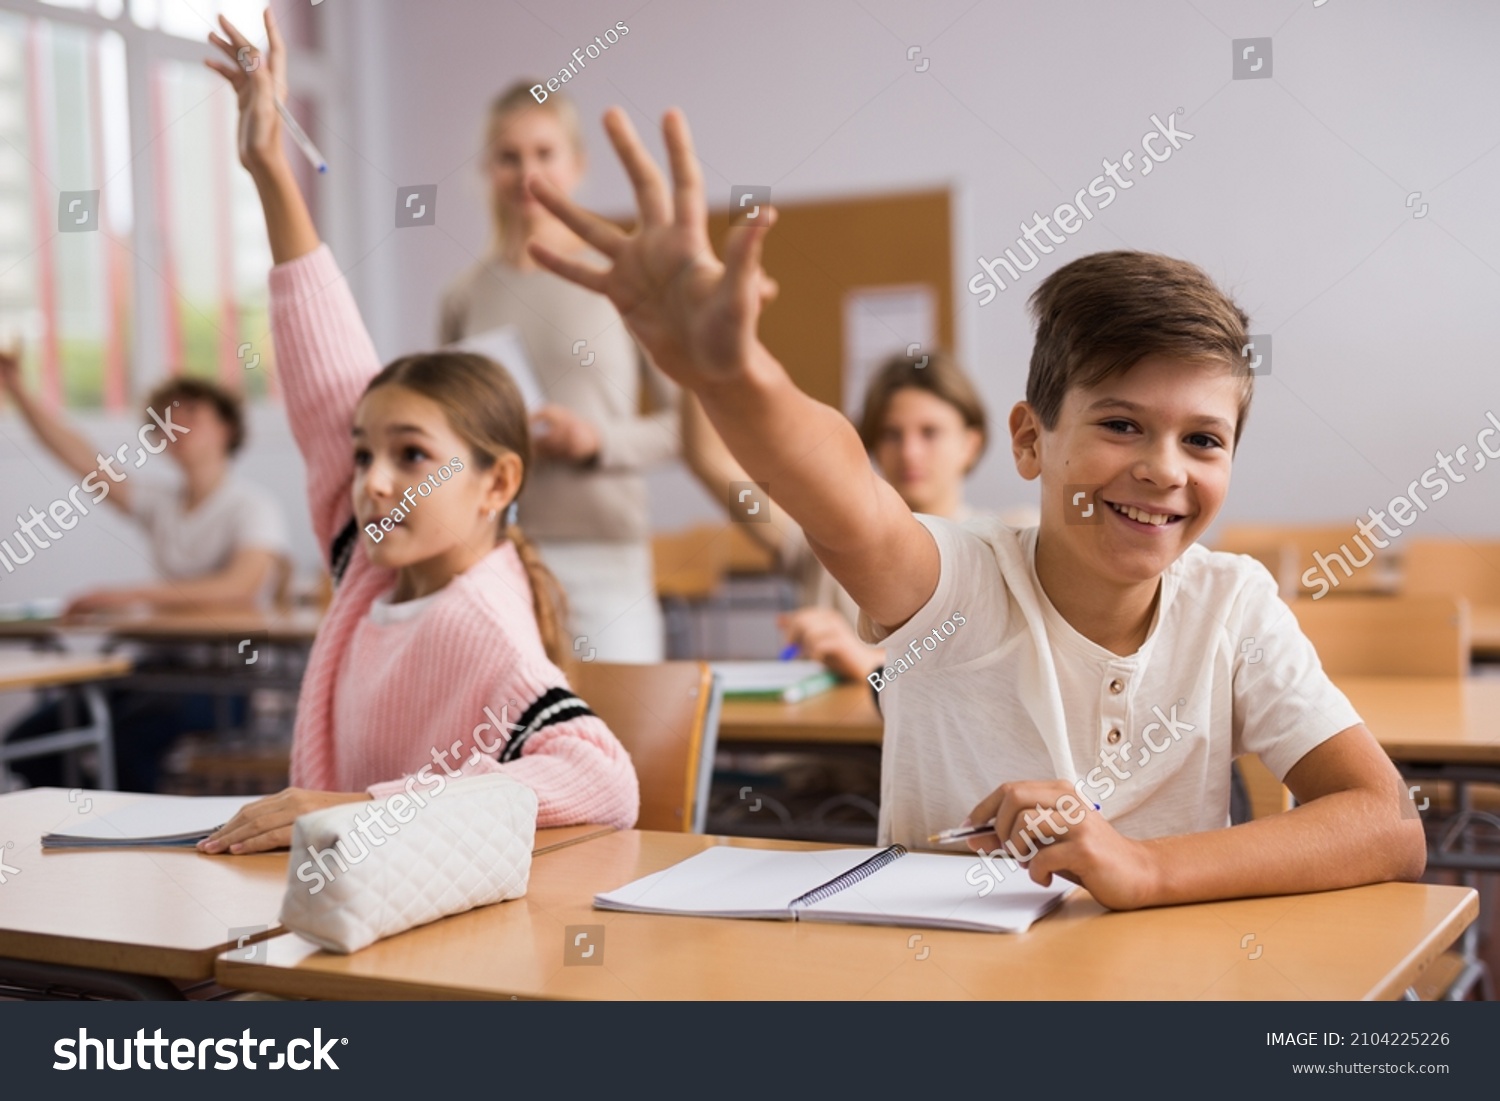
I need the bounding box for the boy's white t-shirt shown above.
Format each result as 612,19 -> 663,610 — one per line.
859,515 -> 1363,851
130,477 -> 290,581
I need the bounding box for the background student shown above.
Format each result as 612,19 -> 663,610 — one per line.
0,350 -> 289,792
0,349 -> 288,613
196,12 -> 636,853
438,82 -> 680,662
684,349 -> 1035,680
526,105 -> 1424,908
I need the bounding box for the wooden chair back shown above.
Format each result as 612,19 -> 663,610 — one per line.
652,525 -> 728,600
570,661 -> 721,833
1238,594 -> 1468,818
1400,539 -> 1500,605
1290,594 -> 1469,677
1215,524 -> 1397,599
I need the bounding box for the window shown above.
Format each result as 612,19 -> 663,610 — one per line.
153,55 -> 273,395
0,0 -> 323,410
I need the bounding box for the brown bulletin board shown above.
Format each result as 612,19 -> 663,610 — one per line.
705,188 -> 954,411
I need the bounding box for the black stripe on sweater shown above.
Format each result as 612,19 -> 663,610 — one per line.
498,686 -> 596,762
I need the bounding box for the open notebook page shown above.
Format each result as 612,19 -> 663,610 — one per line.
42,795 -> 257,847
594,846 -> 881,919
799,851 -> 1071,933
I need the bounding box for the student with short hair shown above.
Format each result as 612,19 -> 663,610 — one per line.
195,12 -> 636,852
0,357 -> 288,612
0,331 -> 289,794
526,107 -> 1424,908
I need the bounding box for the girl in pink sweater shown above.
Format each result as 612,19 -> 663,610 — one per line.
200,12 -> 638,854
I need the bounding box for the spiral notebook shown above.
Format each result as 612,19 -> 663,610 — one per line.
594,844 -> 1071,933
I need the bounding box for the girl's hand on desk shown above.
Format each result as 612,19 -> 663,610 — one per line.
199,788 -> 372,855
530,404 -> 600,464
778,608 -> 883,683
963,780 -> 1162,911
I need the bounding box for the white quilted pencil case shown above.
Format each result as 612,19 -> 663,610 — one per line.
278,773 -> 538,954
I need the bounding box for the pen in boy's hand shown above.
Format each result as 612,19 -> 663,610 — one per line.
778,642 -> 799,660
928,803 -> 1101,845
928,819 -> 999,844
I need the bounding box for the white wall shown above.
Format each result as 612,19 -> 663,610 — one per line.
5,0 -> 1498,603
344,0 -> 1500,540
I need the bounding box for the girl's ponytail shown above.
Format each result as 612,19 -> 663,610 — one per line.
505,521 -> 570,667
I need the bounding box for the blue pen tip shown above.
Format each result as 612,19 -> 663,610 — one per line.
317,165 -> 328,173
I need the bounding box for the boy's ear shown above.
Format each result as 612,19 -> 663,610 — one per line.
1009,402 -> 1043,481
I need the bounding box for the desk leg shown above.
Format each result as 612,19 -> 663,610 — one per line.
0,684 -> 116,790
84,684 -> 116,791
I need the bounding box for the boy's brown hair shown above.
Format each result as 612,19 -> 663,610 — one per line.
856,350 -> 988,470
1025,251 -> 1253,447
143,377 -> 246,455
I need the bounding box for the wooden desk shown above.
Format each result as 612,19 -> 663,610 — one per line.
0,788 -> 612,984
1339,675 -> 1500,766
216,829 -> 1477,1001
1472,606 -> 1500,661
718,682 -> 882,745
0,608 -> 323,644
0,651 -> 130,692
717,675 -> 1500,756
0,788 -> 289,982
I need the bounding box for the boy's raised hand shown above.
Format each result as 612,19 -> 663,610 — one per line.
204,10 -> 287,175
528,108 -> 774,386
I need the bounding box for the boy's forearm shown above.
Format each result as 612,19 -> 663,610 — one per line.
693,342 -> 938,626
249,158 -> 320,264
679,393 -> 785,556
1143,789 -> 1426,905
695,343 -> 894,557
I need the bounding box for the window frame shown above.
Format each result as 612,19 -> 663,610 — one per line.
1,0 -> 338,408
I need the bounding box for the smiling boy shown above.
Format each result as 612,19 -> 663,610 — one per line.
528,108 -> 1426,909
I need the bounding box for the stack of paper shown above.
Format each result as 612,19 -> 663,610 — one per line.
41,795 -> 256,849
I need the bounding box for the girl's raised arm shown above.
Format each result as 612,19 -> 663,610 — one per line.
207,11 -> 378,555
